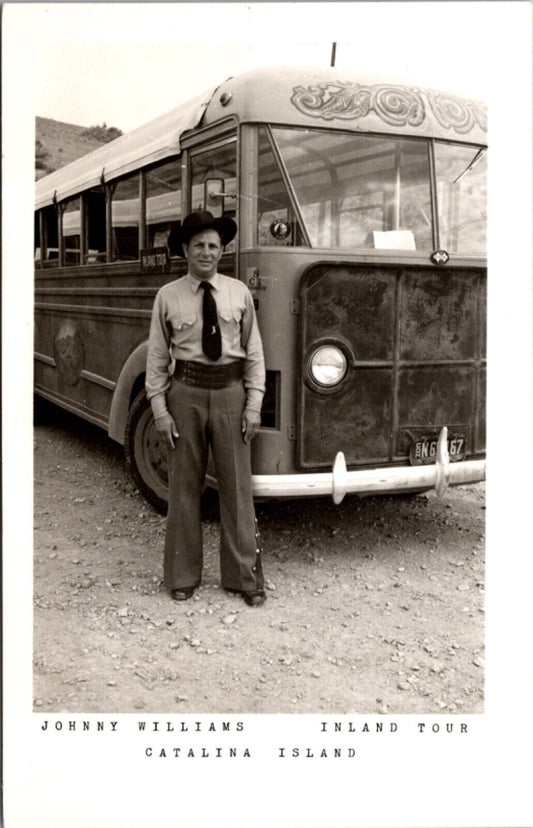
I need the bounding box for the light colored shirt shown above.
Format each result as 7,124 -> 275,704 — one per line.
146,272 -> 265,419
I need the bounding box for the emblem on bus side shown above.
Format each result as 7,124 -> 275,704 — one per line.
430,249 -> 450,265
270,219 -> 292,241
53,321 -> 85,386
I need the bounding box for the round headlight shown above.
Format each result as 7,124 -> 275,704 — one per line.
309,345 -> 347,387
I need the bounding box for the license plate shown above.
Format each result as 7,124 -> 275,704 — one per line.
409,434 -> 466,466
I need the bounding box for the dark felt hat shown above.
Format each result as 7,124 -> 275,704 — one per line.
168,210 -> 237,258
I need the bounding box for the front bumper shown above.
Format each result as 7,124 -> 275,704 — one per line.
252,427 -> 485,503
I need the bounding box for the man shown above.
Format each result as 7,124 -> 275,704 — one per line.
146,210 -> 266,606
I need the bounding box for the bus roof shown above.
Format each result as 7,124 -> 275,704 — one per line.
35,65 -> 487,209
35,86 -> 217,208
203,65 -> 487,141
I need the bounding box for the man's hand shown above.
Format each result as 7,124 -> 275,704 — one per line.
155,413 -> 179,449
241,409 -> 261,444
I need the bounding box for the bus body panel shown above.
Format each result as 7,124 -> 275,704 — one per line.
241,249 -> 485,481
35,257 -> 190,437
298,262 -> 486,469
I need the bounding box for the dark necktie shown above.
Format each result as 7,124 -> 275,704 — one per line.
200,281 -> 222,361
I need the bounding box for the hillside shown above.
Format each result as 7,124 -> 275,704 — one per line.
35,117 -> 122,180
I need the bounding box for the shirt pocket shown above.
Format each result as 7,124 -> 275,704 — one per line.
168,312 -> 197,345
218,307 -> 242,349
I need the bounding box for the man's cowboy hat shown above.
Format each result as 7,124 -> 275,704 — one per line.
168,210 -> 237,258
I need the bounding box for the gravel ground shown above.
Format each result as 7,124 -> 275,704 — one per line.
34,401 -> 485,714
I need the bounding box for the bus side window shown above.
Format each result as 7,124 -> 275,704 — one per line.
146,158 -> 182,253
42,205 -> 59,263
85,188 -> 107,264
111,173 -> 140,261
62,198 -> 81,265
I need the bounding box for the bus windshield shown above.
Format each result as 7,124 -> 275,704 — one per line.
258,126 -> 486,255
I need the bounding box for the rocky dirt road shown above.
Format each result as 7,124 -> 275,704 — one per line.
34,402 -> 485,714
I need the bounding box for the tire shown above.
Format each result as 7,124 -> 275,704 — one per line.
124,388 -> 219,519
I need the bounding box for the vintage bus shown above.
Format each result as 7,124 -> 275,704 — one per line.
34,66 -> 487,512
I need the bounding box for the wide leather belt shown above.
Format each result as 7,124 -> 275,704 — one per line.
174,359 -> 244,389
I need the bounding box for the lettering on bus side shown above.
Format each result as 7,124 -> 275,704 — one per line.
246,267 -> 267,291
140,247 -> 170,274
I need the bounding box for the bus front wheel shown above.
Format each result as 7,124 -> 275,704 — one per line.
124,389 -> 219,519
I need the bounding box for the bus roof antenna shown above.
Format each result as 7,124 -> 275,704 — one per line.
330,42 -> 337,67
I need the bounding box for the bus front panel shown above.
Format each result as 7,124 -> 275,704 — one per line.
298,262 -> 486,472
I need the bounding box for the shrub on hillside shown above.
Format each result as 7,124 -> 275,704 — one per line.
80,123 -> 123,143
35,138 -> 53,174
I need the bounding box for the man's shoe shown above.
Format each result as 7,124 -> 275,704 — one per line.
242,589 -> 266,607
171,586 -> 196,601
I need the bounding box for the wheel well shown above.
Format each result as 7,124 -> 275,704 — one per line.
108,339 -> 149,445
130,374 -> 146,406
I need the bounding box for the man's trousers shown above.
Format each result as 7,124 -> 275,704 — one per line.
163,377 -> 264,593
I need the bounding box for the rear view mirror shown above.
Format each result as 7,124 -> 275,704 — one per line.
205,178 -> 237,218
205,178 -> 225,218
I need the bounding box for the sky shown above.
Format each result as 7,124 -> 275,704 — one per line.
4,2 -> 510,133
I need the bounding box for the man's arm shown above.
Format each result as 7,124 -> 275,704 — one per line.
146,290 -> 179,449
240,288 -> 266,443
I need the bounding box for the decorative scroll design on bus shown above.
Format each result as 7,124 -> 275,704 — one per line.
426,91 -> 487,134
290,81 -> 425,126
290,81 -> 487,134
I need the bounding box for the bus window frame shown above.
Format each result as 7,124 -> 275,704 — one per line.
187,129 -> 239,269
35,203 -> 60,268
145,157 -> 183,252
428,139 -> 440,250
181,117 -> 238,204
268,126 -> 437,254
432,140 -> 488,256
59,195 -> 82,267
52,188 -> 108,269
109,171 -> 142,263
263,125 -> 312,248
252,125 -> 486,259
80,185 -> 108,265
254,124 -> 309,249
34,117 -> 239,273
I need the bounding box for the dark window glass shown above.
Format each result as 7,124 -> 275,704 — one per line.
85,188 -> 107,263
111,174 -> 140,261
43,206 -> 59,262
